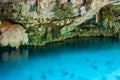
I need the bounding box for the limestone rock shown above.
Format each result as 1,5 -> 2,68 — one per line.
0,22 -> 28,48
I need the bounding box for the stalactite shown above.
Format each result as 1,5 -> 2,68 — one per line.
56,0 -> 60,7
23,0 -> 28,4
60,0 -> 67,5
95,13 -> 99,24
37,0 -> 42,11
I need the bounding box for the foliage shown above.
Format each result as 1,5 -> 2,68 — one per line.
28,27 -> 47,45
113,22 -> 120,33
112,5 -> 120,13
28,33 -> 43,45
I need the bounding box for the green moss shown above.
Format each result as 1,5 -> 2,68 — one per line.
28,33 -> 45,45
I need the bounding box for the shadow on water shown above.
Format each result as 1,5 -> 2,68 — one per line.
0,37 -> 120,62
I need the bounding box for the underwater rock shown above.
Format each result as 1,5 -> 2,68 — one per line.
115,75 -> 120,80
41,73 -> 47,80
106,61 -> 112,65
61,71 -> 69,76
92,65 -> 98,70
70,73 -> 75,79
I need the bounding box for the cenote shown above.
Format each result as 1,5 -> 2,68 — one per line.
1,37 -> 120,80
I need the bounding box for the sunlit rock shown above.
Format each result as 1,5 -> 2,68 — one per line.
80,6 -> 87,16
91,0 -> 103,11
21,1 -> 31,16
71,0 -> 81,8
0,22 -> 28,48
41,0 -> 55,8
60,0 -> 67,5
40,8 -> 54,19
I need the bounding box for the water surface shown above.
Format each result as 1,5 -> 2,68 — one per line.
0,38 -> 120,80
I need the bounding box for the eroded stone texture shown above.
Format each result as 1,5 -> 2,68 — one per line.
0,0 -> 119,47
0,22 -> 28,48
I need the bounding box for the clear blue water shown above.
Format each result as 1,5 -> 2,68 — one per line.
0,38 -> 120,80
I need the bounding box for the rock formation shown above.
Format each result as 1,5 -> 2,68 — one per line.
0,21 -> 28,48
0,0 -> 120,48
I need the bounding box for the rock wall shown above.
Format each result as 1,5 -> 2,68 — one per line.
0,21 -> 28,48
0,0 -> 120,48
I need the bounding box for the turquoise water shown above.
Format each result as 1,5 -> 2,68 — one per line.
0,38 -> 120,80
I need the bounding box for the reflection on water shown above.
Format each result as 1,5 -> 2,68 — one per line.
0,48 -> 28,62
0,37 -> 120,80
0,37 -> 119,62
27,37 -> 120,56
